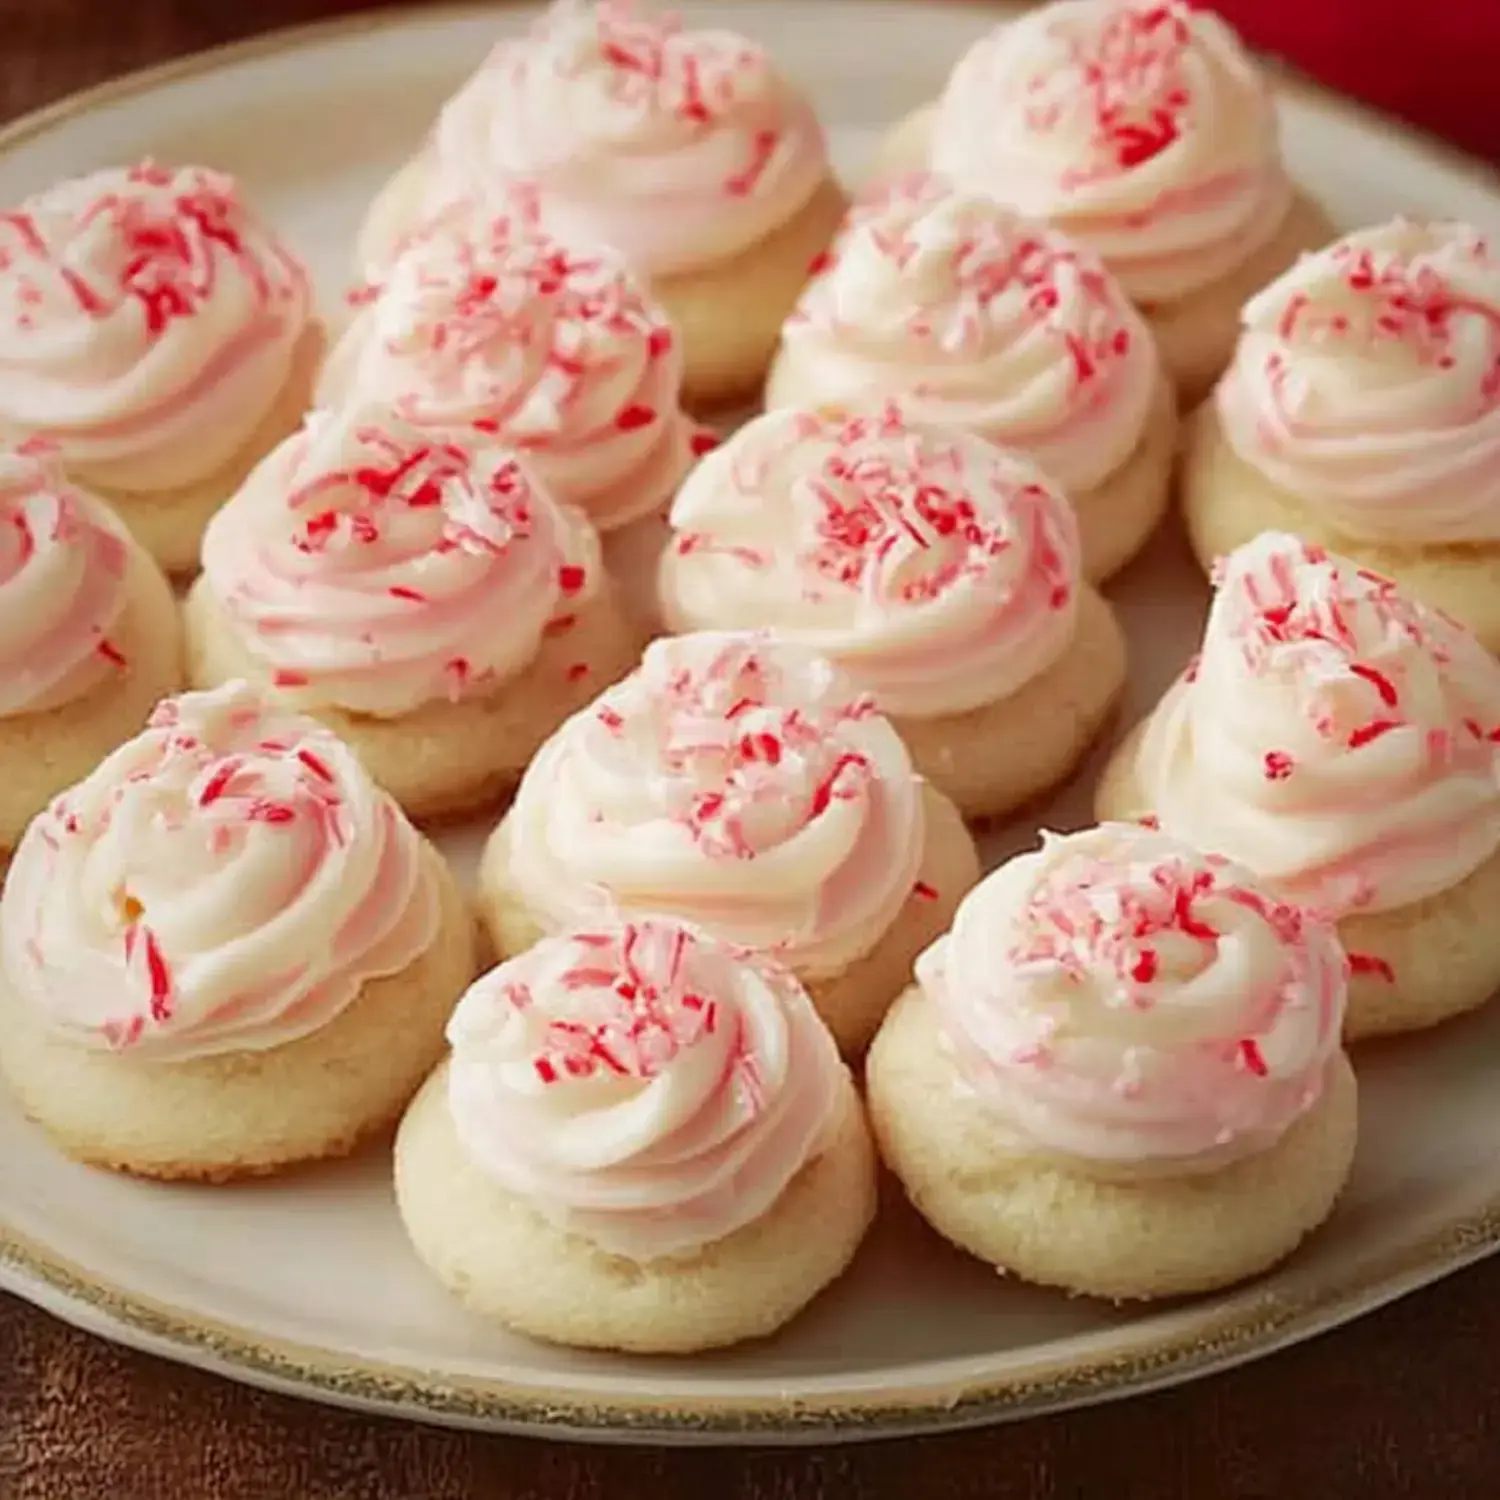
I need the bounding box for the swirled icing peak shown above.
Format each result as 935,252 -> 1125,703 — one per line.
661,405 -> 1080,718
427,0 -> 831,276
0,161 -> 313,491
0,450 -> 132,718
501,631 -> 927,974
0,681 -> 439,1061
929,0 -> 1292,301
776,173 -> 1158,489
444,915 -> 842,1257
1216,219 -> 1500,543
201,405 -> 598,719
323,209 -> 708,530
918,821 -> 1348,1168
1135,532 -> 1500,915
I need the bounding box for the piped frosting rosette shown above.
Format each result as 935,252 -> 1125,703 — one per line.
929,0 -> 1292,301
444,915 -> 843,1257
1134,532 -> 1500,916
661,406 -> 1081,719
0,451 -> 132,717
1215,220 -> 1500,543
323,209 -> 707,530
918,821 -> 1348,1169
200,405 -> 599,719
775,173 -> 1158,491
501,631 -> 927,975
0,161 -> 312,488
0,682 -> 438,1061
424,0 -> 831,277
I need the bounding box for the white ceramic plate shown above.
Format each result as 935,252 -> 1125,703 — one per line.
2,0 -> 1500,1448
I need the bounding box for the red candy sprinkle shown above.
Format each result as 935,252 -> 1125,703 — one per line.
1349,952 -> 1396,983
558,563 -> 587,594
615,403 -> 656,432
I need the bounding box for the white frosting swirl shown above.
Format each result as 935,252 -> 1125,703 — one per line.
445,916 -> 842,1258
661,406 -> 1081,719
1136,532 -> 1500,916
929,0 -> 1293,301
919,822 -> 1348,1168
1216,219 -> 1500,543
0,451 -> 132,717
500,631 -> 926,975
201,406 -> 598,719
322,210 -> 706,531
0,162 -> 313,490
0,682 -> 439,1061
427,0 -> 831,276
773,173 -> 1158,490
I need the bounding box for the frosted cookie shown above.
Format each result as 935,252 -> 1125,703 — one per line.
0,451 -> 182,863
766,174 -> 1175,580
867,822 -> 1358,1300
0,682 -> 477,1181
320,211 -> 716,618
874,0 -> 1333,404
396,915 -> 876,1352
1183,220 -> 1500,651
477,631 -> 982,1053
185,405 -> 646,822
659,407 -> 1128,819
0,161 -> 322,574
358,0 -> 848,410
1098,532 -> 1500,1039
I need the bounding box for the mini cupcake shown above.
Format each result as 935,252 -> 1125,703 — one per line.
1098,532 -> 1500,1040
875,0 -> 1333,404
0,681 -> 477,1181
478,631 -> 982,1054
766,174 -> 1175,581
1183,219 -> 1500,651
658,407 -> 1128,819
0,451 -> 182,864
358,0 -> 848,410
867,822 -> 1358,1300
320,208 -> 713,614
185,404 -> 645,822
396,914 -> 876,1352
0,161 -> 322,575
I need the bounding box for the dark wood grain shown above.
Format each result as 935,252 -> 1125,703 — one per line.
1,5 -> 1499,1498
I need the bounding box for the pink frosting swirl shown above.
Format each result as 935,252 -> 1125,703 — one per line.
660,406 -> 1080,718
500,631 -> 927,975
200,405 -> 599,719
919,822 -> 1348,1168
1135,533 -> 1500,916
0,161 -> 313,490
0,451 -> 132,717
1216,219 -> 1500,543
774,173 -> 1158,490
0,682 -> 439,1062
444,915 -> 842,1257
322,209 -> 708,531
427,0 -> 831,276
929,1 -> 1293,301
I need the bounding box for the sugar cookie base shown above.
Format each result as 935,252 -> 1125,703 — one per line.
1098,720 -> 1500,1040
0,539 -> 183,858
867,985 -> 1359,1300
894,585 -> 1127,822
868,102 -> 1334,406
0,848 -> 477,1182
183,578 -> 648,823
477,780 -> 982,1055
1181,402 -> 1500,654
77,324 -> 325,578
395,1058 -> 877,1353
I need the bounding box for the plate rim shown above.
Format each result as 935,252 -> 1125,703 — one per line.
2,0 -> 1499,1444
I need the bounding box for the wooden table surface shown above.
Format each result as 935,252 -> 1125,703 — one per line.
2,3 -> 1500,1497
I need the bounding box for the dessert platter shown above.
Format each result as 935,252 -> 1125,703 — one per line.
3,0 -> 1500,1446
